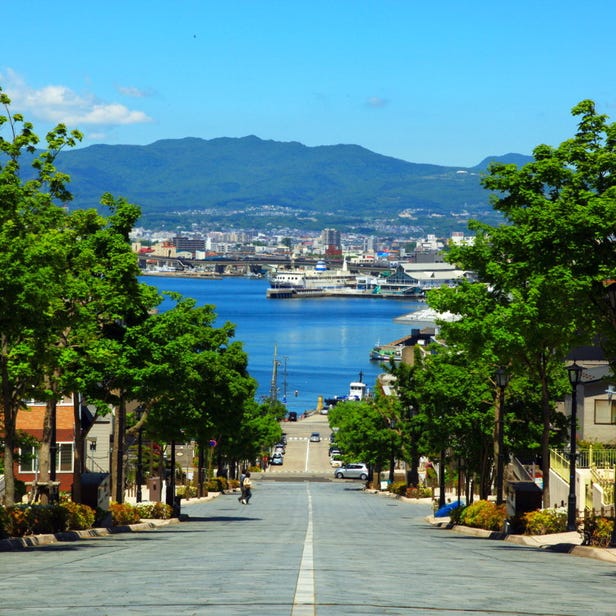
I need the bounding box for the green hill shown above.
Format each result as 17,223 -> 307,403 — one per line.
51,136 -> 531,232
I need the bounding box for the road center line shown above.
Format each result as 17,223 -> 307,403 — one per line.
304,439 -> 310,472
292,486 -> 315,616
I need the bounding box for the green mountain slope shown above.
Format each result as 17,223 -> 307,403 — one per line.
52,136 -> 531,231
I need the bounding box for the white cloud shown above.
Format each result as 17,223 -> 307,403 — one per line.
1,69 -> 152,126
117,85 -> 153,98
366,96 -> 389,109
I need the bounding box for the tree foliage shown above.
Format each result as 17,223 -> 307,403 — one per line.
0,89 -> 277,505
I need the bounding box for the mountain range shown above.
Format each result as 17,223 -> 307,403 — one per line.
49,136 -> 531,234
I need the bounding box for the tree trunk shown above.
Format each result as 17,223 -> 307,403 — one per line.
39,401 -> 52,488
1,352 -> 16,506
111,398 -> 126,503
72,393 -> 84,503
541,374 -> 552,508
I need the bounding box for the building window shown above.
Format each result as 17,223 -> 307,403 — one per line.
19,446 -> 38,473
18,443 -> 74,473
594,400 -> 616,425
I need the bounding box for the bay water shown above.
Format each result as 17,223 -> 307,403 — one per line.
143,276 -> 424,414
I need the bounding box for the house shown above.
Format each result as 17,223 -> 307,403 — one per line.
563,346 -> 616,444
15,396 -> 76,494
14,395 -> 112,498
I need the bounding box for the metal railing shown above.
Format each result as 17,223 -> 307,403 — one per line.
589,467 -> 615,506
550,449 -> 570,483
551,448 -> 616,509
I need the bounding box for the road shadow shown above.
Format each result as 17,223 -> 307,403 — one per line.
185,515 -> 260,523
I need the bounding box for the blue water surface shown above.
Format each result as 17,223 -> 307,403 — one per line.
142,276 -> 424,414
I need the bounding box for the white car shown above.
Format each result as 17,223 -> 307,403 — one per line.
330,455 -> 343,468
334,463 -> 369,480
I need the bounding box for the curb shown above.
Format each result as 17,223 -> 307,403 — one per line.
425,516 -> 616,564
0,491 -> 227,552
0,518 -> 180,552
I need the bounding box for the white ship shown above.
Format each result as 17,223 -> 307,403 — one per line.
269,258 -> 357,290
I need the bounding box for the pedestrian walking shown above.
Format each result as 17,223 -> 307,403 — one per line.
242,471 -> 253,504
238,467 -> 247,504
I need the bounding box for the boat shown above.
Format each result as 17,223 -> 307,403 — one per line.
269,258 -> 357,291
324,373 -> 369,407
369,344 -> 403,362
369,329 -> 437,362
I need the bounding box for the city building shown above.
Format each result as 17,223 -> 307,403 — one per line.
321,228 -> 342,256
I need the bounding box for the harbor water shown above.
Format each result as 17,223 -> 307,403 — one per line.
143,276 -> 425,414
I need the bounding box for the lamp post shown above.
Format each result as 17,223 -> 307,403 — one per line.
495,367 -> 510,506
135,406 -> 144,503
567,361 -> 583,532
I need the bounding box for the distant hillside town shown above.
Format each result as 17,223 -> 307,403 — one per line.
131,226 -> 474,266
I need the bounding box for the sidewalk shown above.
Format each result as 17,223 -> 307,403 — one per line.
426,514 -> 616,564
0,491 -> 222,552
370,488 -> 616,564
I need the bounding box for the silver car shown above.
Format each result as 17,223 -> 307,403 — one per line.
334,463 -> 369,480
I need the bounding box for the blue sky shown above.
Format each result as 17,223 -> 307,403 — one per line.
2,1 -> 615,167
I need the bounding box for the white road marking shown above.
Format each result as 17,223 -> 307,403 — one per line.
292,486 -> 315,616
304,439 -> 310,472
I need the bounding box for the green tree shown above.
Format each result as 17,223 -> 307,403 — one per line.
0,89 -> 82,504
328,397 -> 402,481
429,100 -> 616,506
126,293 -> 258,493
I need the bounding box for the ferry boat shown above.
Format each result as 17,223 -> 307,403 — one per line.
324,374 -> 369,407
269,258 -> 357,291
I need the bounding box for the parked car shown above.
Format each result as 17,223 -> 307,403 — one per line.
274,442 -> 286,454
310,432 -> 321,442
281,433 -> 288,445
330,454 -> 343,468
288,412 -> 297,422
270,452 -> 284,465
329,446 -> 341,457
334,463 -> 369,480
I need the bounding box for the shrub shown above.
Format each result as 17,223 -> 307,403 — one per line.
521,509 -> 567,535
389,481 -> 407,496
582,515 -> 613,547
0,506 -> 11,539
61,501 -> 96,530
1,504 -> 69,537
459,500 -> 506,532
136,502 -> 172,519
207,476 -> 228,492
448,503 -> 466,526
109,502 -> 141,526
405,486 -> 432,499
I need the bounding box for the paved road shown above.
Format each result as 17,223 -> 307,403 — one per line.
271,413 -> 334,476
2,480 -> 616,615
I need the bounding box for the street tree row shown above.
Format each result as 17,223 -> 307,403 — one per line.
331,101 -> 616,508
0,88 -> 283,506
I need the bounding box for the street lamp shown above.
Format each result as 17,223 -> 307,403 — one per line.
135,406 -> 144,503
495,367 -> 510,506
567,361 -> 583,532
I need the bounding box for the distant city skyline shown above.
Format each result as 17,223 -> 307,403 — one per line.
2,2 -> 615,167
